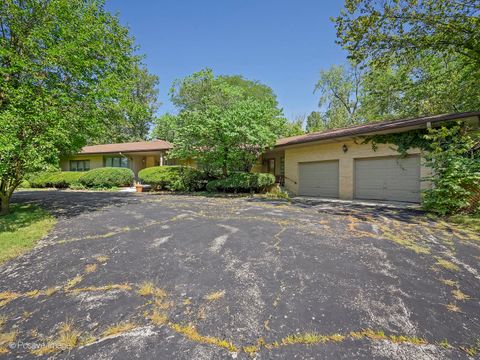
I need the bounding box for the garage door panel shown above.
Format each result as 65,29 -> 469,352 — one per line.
299,161 -> 339,198
355,156 -> 420,203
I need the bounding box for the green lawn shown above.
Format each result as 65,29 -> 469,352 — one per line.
0,204 -> 55,264
448,213 -> 480,233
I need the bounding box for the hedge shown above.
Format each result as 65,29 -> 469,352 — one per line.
29,171 -> 85,189
138,166 -> 206,192
79,167 -> 134,188
206,173 -> 275,193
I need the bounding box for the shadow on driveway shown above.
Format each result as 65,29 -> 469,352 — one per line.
12,190 -> 139,219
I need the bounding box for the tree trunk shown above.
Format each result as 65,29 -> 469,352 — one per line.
0,195 -> 10,216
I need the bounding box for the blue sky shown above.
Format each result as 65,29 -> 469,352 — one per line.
106,1 -> 348,121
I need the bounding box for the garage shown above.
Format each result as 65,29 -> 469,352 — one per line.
298,160 -> 339,198
354,155 -> 421,203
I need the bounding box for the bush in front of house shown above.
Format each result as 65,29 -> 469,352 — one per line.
79,167 -> 134,188
29,171 -> 85,189
138,166 -> 206,192
206,172 -> 275,193
422,124 -> 480,215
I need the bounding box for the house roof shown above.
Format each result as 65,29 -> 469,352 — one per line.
275,112 -> 480,148
80,140 -> 173,154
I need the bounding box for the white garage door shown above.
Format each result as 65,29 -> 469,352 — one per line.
298,160 -> 339,198
355,155 -> 421,203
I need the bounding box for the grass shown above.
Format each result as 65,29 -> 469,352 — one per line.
31,321 -> 80,356
170,323 -> 237,352
84,263 -> 97,273
69,283 -> 132,294
137,281 -> 166,298
95,255 -> 109,263
101,322 -> 137,337
204,290 -> 225,302
64,275 -> 83,290
147,311 -> 169,325
445,303 -> 461,312
0,291 -> 21,307
0,204 -> 55,264
452,289 -> 470,301
448,213 -> 480,233
435,258 -> 460,272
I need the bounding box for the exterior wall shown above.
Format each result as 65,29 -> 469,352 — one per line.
60,150 -> 169,177
283,139 -> 430,200
261,151 -> 284,176
130,155 -> 145,176
60,155 -> 104,171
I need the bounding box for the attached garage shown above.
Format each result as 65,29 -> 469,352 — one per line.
354,155 -> 421,203
298,160 -> 339,198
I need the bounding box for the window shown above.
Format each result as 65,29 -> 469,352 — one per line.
280,157 -> 285,176
70,160 -> 90,171
104,156 -> 129,168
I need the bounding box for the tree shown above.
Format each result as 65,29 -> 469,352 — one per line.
167,69 -> 286,175
279,114 -> 305,137
314,64 -> 363,128
334,0 -> 480,67
151,113 -> 179,143
306,111 -> 324,132
360,53 -> 480,121
0,0 -> 147,214
93,65 -> 160,143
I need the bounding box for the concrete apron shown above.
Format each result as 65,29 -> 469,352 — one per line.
291,196 -> 422,210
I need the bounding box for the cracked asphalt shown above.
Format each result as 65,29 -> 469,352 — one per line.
1,190 -> 479,359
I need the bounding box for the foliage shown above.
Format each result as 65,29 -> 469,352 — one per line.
362,129 -> 430,157
170,70 -> 279,111
93,65 -> 160,143
306,111 -> 324,132
360,54 -> 480,121
332,1 -> 480,121
79,168 -> 134,188
314,63 -> 363,129
206,173 -> 275,193
0,204 -> 55,264
264,187 -> 290,200
422,124 -> 480,215
167,69 -> 286,175
151,113 -> 179,143
29,172 -> 85,189
138,166 -> 206,192
0,0 -> 150,214
334,0 -> 480,67
281,115 -> 305,137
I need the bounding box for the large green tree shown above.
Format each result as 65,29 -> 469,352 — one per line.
333,0 -> 480,118
151,113 -> 179,143
314,64 -> 363,128
306,111 -> 324,132
0,0 -> 149,214
334,0 -> 480,66
166,69 -> 286,175
94,65 -> 160,143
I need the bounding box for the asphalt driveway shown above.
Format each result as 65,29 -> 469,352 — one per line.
1,190 -> 479,359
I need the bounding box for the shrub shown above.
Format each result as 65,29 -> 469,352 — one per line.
206,172 -> 275,193
138,166 -> 206,191
422,124 -> 480,215
19,179 -> 31,188
29,171 -> 85,189
79,168 -> 134,188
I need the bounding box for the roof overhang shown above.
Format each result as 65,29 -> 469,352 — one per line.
274,112 -> 480,150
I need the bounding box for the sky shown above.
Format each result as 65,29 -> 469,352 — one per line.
105,0 -> 348,121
